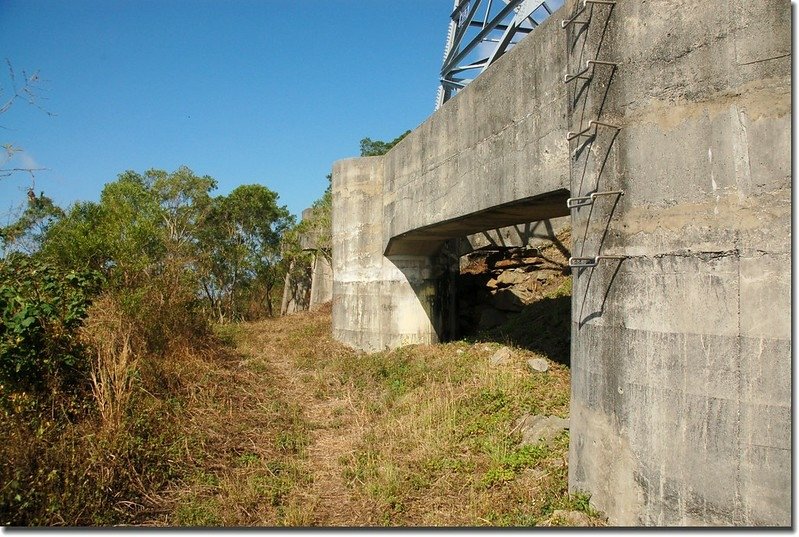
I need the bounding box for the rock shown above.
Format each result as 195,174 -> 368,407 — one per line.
496,270 -> 529,286
515,414 -> 569,446
550,510 -> 591,526
478,308 -> 507,330
494,257 -> 542,269
527,358 -> 549,372
491,288 -> 530,311
486,278 -> 499,289
460,254 -> 489,274
489,346 -> 512,366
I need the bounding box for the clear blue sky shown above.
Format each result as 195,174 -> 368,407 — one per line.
0,0 -> 450,221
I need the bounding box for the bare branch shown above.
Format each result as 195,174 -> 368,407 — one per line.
0,60 -> 54,184
0,59 -> 53,117
0,167 -> 47,178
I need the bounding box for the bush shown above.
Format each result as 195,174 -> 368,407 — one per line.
0,255 -> 103,400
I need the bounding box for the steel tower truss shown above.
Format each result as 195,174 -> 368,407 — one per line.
435,0 -> 564,109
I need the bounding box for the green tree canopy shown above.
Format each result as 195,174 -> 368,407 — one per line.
359,130 -> 411,157
0,191 -> 64,255
197,184 -> 293,321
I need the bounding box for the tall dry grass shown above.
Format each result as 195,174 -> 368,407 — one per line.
0,288 -> 223,526
82,298 -> 138,432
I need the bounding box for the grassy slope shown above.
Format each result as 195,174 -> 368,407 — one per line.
154,300 -> 605,527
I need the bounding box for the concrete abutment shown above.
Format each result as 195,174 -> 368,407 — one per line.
329,0 -> 790,526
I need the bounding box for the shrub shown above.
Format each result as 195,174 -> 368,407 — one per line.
0,255 -> 103,400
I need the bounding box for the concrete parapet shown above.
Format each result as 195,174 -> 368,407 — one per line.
381,8 -> 572,256
331,2 -> 574,349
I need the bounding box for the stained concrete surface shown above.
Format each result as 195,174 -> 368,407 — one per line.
330,0 -> 790,526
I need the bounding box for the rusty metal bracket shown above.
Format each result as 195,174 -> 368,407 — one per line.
567,190 -> 624,209
567,119 -> 621,141
568,255 -> 626,268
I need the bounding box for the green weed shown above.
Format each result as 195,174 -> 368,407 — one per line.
174,498 -> 222,526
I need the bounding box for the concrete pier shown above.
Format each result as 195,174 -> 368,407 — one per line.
565,0 -> 791,525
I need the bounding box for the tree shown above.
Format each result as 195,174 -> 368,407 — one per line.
41,167 -> 215,281
359,130 -> 411,157
0,191 -> 64,255
148,166 -> 216,248
38,167 -> 219,353
283,175 -> 332,261
197,184 -> 293,321
37,201 -> 105,272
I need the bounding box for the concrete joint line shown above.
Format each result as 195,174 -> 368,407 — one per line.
580,250 -> 742,264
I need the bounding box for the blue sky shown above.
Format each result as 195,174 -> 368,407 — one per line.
0,0 -> 450,221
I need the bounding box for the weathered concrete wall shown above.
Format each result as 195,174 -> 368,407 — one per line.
564,0 -> 791,526
332,5 -> 573,347
330,0 -> 790,526
381,6 -> 572,257
308,253 -> 333,310
281,208 -> 334,315
332,157 -> 439,351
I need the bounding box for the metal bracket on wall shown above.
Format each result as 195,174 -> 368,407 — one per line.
562,0 -> 615,28
563,65 -> 591,83
564,59 -> 618,84
568,255 -> 626,268
567,190 -> 624,209
567,119 -> 621,141
586,59 -> 617,68
561,3 -> 587,28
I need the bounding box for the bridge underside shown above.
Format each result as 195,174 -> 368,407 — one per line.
385,189 -> 569,256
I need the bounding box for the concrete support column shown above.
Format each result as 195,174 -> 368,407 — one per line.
565,0 -> 791,525
332,157 -> 439,352
380,255 -> 440,348
309,253 -> 333,310
280,258 -> 310,316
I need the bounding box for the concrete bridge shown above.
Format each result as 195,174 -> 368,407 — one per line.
330,0 -> 790,526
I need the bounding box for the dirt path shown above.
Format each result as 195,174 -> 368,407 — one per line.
265,344 -> 365,524
237,310 -> 370,526
159,304 -> 591,527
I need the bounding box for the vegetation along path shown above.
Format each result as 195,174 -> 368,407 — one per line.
156,302 -> 605,527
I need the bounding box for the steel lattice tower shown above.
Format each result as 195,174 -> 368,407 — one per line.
435,0 -> 564,109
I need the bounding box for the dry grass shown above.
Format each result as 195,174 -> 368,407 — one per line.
1,227 -> 601,526
154,301 -> 605,527
82,300 -> 138,432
